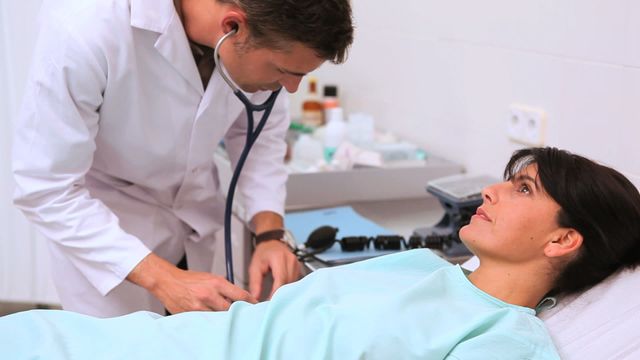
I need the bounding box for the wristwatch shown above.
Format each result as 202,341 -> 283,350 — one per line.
251,229 -> 297,250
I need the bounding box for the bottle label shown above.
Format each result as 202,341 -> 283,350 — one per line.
301,110 -> 323,127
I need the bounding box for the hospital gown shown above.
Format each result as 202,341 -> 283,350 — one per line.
0,249 -> 560,359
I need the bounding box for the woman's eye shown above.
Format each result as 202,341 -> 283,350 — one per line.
518,183 -> 531,194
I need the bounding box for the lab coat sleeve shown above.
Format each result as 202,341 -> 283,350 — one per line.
223,93 -> 290,221
12,16 -> 151,295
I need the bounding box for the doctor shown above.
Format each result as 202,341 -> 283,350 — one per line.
12,0 -> 354,317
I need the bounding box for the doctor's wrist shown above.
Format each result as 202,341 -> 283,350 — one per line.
252,229 -> 298,251
252,229 -> 286,248
127,253 -> 174,293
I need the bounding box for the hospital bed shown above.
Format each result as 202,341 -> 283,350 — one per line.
463,257 -> 640,359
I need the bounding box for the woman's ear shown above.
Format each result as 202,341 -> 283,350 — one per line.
544,229 -> 583,259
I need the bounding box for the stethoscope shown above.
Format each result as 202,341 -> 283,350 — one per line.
214,27 -> 282,284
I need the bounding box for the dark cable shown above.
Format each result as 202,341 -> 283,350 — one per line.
224,89 -> 281,284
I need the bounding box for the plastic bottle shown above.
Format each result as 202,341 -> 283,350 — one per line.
301,77 -> 323,127
292,134 -> 324,166
323,107 -> 347,163
322,85 -> 340,120
347,112 -> 375,146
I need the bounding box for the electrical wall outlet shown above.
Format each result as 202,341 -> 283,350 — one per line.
507,104 -> 547,146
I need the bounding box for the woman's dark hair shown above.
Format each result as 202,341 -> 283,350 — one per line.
218,0 -> 354,64
504,147 -> 640,297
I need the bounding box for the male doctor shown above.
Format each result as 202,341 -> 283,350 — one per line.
12,0 -> 354,317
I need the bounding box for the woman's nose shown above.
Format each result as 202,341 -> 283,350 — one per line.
482,184 -> 498,204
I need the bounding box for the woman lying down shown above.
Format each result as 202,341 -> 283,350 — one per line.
2,147 -> 639,360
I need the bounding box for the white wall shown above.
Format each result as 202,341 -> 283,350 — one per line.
0,0 -> 58,304
293,0 -> 640,185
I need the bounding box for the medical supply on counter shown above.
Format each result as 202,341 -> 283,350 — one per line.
293,219 -> 462,264
289,122 -> 314,134
286,206 -> 401,265
323,107 -> 347,162
322,85 -> 340,119
295,225 -> 407,262
331,142 -> 383,168
347,112 -> 375,146
291,134 -> 324,170
214,27 -> 282,283
287,108 -> 430,172
368,141 -> 421,162
301,77 -> 324,127
285,122 -> 315,161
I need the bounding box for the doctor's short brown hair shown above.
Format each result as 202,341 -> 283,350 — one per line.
218,0 -> 354,64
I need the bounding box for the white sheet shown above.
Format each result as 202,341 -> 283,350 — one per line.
539,268 -> 640,359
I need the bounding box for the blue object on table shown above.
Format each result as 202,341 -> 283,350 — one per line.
285,206 -> 401,264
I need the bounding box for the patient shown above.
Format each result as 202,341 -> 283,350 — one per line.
1,147 -> 639,360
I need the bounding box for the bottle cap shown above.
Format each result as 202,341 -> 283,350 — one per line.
323,85 -> 338,97
308,77 -> 318,94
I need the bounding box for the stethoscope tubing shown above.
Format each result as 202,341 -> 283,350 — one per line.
215,28 -> 282,284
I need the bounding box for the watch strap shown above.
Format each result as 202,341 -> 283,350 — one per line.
252,229 -> 286,247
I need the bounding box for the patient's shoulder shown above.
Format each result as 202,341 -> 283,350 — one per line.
338,249 -> 452,273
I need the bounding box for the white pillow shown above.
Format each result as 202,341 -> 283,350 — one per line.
539,268 -> 640,359
462,257 -> 640,359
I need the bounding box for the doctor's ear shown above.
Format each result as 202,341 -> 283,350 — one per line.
544,229 -> 583,259
221,11 -> 246,36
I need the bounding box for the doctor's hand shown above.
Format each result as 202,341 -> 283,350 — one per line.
128,253 -> 257,313
248,240 -> 301,301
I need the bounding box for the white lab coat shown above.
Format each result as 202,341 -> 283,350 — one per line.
12,0 -> 289,316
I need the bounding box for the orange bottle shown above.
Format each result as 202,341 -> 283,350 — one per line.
301,77 -> 324,127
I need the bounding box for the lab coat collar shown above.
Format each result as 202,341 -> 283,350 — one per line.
130,0 -> 204,94
130,0 -> 174,34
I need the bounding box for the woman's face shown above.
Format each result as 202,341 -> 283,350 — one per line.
459,163 -> 563,264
